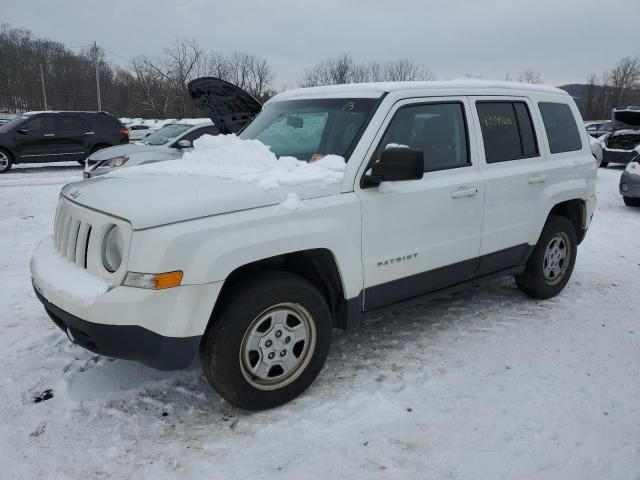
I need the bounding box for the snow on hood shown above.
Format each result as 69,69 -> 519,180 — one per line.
111,134 -> 346,190
609,128 -> 640,137
625,159 -> 640,176
64,135 -> 346,229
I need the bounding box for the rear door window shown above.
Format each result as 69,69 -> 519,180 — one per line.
57,116 -> 90,131
476,101 -> 539,163
538,102 -> 582,153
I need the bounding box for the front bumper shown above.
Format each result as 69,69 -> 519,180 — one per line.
620,170 -> 640,199
603,149 -> 637,165
34,284 -> 201,370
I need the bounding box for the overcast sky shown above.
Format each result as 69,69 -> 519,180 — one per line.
3,0 -> 639,88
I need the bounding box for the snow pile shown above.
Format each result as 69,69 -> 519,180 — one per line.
30,236 -> 108,307
113,134 -> 346,190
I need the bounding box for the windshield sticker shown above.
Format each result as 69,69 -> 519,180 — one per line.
342,101 -> 355,112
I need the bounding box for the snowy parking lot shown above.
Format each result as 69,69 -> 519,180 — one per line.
0,164 -> 639,479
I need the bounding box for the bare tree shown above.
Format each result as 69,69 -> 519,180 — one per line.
606,56 -> 640,108
301,54 -> 434,87
583,73 -> 599,119
384,59 -> 432,81
518,69 -> 542,84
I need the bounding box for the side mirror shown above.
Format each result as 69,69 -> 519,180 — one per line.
363,148 -> 424,187
176,139 -> 192,148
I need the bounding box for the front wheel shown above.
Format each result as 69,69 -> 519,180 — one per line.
623,196 -> 640,207
200,271 -> 332,410
516,215 -> 577,299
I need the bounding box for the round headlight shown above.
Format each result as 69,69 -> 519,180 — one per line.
102,225 -> 123,272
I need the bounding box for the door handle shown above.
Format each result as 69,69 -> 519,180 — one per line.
84,131 -> 95,135
451,187 -> 479,198
44,133 -> 55,137
528,174 -> 547,184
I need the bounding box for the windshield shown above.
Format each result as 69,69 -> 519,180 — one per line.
0,115 -> 28,131
143,124 -> 192,145
239,98 -> 379,161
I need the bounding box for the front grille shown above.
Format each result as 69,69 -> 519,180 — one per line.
54,207 -> 92,269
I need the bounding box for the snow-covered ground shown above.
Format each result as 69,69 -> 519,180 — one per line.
1,163 -> 639,480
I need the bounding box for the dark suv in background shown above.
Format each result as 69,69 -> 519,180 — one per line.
0,111 -> 129,173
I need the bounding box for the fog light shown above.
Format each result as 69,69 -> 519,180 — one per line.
621,183 -> 628,192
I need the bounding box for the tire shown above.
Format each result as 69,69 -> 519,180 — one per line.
599,161 -> 608,168
0,148 -> 14,174
516,215 -> 577,299
623,196 -> 640,207
200,271 -> 332,410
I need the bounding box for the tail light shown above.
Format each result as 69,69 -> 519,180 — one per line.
119,128 -> 129,138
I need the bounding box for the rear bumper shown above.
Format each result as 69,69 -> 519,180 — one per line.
34,284 -> 200,370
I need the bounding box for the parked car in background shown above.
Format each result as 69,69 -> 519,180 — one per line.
0,111 -> 128,173
601,107 -> 640,167
84,77 -> 262,178
32,80 -> 596,410
589,135 -> 603,166
84,120 -> 215,178
585,120 -> 612,138
0,115 -> 15,126
619,152 -> 640,206
127,124 -> 154,142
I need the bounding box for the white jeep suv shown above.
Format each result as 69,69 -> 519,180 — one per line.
31,80 -> 597,410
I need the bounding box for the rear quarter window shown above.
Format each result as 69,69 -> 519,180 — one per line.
538,102 -> 582,154
95,114 -> 126,131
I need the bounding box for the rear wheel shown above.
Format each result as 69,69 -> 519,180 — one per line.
0,149 -> 13,174
516,215 -> 577,299
623,196 -> 640,207
200,271 -> 332,410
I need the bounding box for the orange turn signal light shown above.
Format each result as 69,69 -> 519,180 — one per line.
153,271 -> 183,289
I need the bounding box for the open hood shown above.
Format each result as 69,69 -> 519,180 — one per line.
188,77 -> 262,134
612,107 -> 640,131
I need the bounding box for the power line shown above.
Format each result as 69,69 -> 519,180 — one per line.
101,47 -> 134,65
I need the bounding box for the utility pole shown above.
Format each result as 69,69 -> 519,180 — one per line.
94,41 -> 102,111
39,64 -> 48,110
